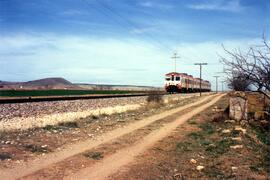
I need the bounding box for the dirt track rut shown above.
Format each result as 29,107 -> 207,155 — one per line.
0,94 -> 221,179
67,94 -> 224,180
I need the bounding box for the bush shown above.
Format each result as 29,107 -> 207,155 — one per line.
84,151 -> 103,160
58,121 -> 79,128
0,152 -> 12,160
147,93 -> 163,104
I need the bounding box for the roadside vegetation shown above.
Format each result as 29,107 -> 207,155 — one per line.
175,99 -> 269,179
0,89 -> 147,97
112,95 -> 270,179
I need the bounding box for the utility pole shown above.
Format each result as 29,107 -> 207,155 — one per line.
194,63 -> 208,96
171,53 -> 180,73
221,80 -> 226,92
213,76 -> 220,93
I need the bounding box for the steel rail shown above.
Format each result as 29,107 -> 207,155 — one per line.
0,93 -> 166,104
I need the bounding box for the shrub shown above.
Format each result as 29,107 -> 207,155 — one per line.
84,151 -> 103,160
146,93 -> 163,104
0,152 -> 12,160
58,121 -> 79,128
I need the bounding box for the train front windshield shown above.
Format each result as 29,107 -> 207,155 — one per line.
165,75 -> 180,81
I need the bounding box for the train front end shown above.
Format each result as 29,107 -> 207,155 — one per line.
164,73 -> 181,93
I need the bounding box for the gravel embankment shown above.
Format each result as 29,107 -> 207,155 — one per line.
0,93 -> 208,132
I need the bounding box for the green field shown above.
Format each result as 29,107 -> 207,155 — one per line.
0,89 -> 139,97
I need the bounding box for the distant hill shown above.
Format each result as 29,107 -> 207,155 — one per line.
24,78 -> 73,86
76,83 -> 163,91
0,78 -> 79,90
0,78 -> 163,91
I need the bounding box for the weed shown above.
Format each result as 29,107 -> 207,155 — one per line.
58,121 -> 79,128
261,148 -> 270,173
204,165 -> 225,178
43,125 -> 57,131
0,152 -> 12,160
188,132 -> 204,140
147,93 -> 163,104
84,151 -> 103,160
199,139 -> 212,146
251,124 -> 270,145
0,89 -> 136,97
23,144 -> 50,153
91,115 -> 99,120
187,119 -> 197,125
249,147 -> 270,173
205,138 -> 236,156
176,141 -> 195,152
212,112 -> 228,122
199,123 -> 215,135
230,130 -> 241,137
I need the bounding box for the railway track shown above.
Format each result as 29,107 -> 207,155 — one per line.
0,92 -> 166,104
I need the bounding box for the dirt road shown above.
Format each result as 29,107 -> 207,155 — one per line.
1,93 -> 223,179
67,94 -> 224,180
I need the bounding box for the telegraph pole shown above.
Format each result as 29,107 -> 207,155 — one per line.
171,53 -> 180,73
194,63 -> 208,96
213,76 -> 220,93
221,80 -> 226,92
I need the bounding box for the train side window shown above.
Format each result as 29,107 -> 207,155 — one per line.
175,77 -> 180,81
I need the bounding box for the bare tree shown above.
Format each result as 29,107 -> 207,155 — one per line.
220,36 -> 270,97
228,71 -> 251,91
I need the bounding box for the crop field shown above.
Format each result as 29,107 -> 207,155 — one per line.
0,89 -> 141,97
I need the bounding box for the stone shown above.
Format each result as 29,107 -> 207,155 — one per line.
225,120 -> 236,123
196,165 -> 204,171
117,119 -> 126,122
230,145 -> 243,149
190,159 -> 197,164
261,120 -> 269,124
222,129 -> 231,134
229,92 -> 248,120
173,173 -> 183,179
231,166 -> 238,171
254,111 -> 269,120
231,137 -> 242,141
234,126 -> 246,134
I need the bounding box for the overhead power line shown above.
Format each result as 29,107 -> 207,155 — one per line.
81,0 -> 171,50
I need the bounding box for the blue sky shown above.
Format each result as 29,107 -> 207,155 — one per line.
1,0 -> 270,88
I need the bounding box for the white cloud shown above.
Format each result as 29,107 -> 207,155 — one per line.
0,33 -> 170,85
187,0 -> 244,12
130,27 -> 155,34
0,33 -> 260,88
139,1 -> 173,10
58,10 -> 91,16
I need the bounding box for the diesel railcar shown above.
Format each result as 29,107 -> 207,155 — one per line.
165,72 -> 211,93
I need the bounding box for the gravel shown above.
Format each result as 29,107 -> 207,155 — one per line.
0,93 -> 207,132
0,97 -> 146,121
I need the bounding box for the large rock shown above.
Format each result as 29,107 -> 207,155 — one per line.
229,92 -> 248,121
254,111 -> 270,120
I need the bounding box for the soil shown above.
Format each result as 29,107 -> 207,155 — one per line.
110,95 -> 270,180
1,93 -> 268,180
0,94 -> 216,179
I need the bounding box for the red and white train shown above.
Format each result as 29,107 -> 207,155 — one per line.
165,72 -> 211,93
